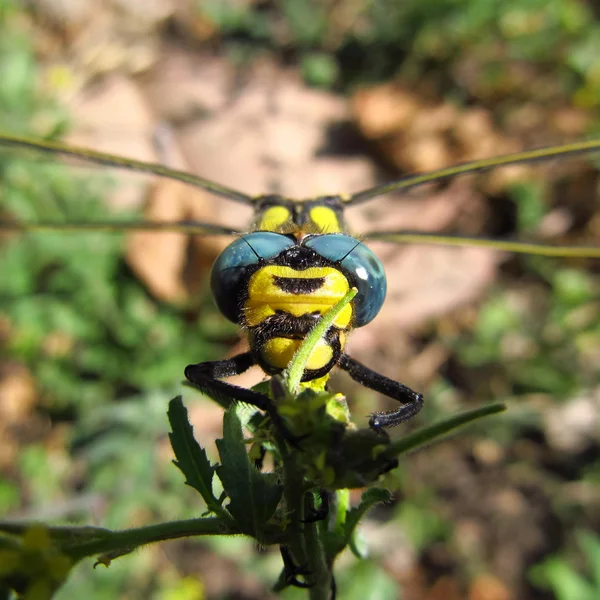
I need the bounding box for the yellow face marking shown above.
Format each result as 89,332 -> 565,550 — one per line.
299,374 -> 331,393
308,206 -> 341,234
258,206 -> 292,232
262,337 -> 334,371
244,265 -> 352,328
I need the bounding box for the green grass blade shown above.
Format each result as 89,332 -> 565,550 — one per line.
386,402 -> 506,457
363,231 -> 600,258
0,134 -> 255,205
285,287 -> 357,393
347,140 -> 600,205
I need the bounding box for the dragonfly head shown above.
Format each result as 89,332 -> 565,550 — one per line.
210,232 -> 387,380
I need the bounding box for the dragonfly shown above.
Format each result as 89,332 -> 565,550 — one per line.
1,134 -> 600,434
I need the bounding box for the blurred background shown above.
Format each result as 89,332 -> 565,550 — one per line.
1,0 -> 599,598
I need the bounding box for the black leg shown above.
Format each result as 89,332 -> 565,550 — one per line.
301,489 -> 330,523
185,351 -> 256,381
185,352 -> 271,410
185,352 -> 297,443
279,545 -> 313,589
337,354 -> 423,430
253,444 -> 267,471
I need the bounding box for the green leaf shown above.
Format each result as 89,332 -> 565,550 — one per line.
530,557 -> 596,600
321,487 -> 391,562
301,52 -> 339,88
315,427 -> 398,490
338,559 -> 398,600
215,405 -> 283,540
349,529 -> 369,560
397,500 -> 450,551
167,397 -> 222,515
577,531 -> 600,587
510,180 -> 545,232
387,403 -> 506,458
329,488 -> 350,536
343,488 -> 391,556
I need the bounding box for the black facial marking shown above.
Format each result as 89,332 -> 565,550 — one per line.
273,276 -> 326,295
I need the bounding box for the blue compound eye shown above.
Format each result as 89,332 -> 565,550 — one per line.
211,232 -> 295,323
305,234 -> 386,327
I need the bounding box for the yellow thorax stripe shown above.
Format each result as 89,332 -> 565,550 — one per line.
261,337 -> 334,371
308,206 -> 342,233
244,265 -> 352,328
257,206 -> 292,232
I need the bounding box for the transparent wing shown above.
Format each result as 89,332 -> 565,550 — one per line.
0,220 -> 241,236
345,140 -> 600,205
361,231 -> 600,259
0,134 -> 255,206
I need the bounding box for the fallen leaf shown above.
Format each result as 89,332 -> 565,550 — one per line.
469,573 -> 512,600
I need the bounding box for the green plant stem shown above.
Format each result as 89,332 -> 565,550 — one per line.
63,517 -> 276,560
279,435 -> 309,565
275,437 -> 332,597
304,501 -> 332,600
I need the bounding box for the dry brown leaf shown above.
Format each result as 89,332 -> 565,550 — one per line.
349,181 -> 499,354
65,73 -> 158,211
350,83 -> 532,193
0,363 -> 37,425
351,84 -> 421,138
140,52 -> 376,233
411,103 -> 459,137
423,576 -> 463,600
469,573 -> 512,600
0,363 -> 38,470
125,136 -> 225,302
125,180 -> 192,302
383,132 -> 453,173
66,74 -> 187,300
37,0 -> 171,82
63,73 -> 225,302
33,0 -> 96,32
453,108 -> 497,152
550,107 -> 590,136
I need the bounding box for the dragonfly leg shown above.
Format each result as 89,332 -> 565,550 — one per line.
301,489 -> 330,523
184,352 -> 295,442
279,546 -> 337,598
279,545 -> 314,589
185,352 -> 256,381
337,354 -> 423,431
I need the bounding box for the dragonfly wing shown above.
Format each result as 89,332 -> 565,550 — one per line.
0,135 -> 256,206
0,219 -> 242,236
361,230 -> 600,258
345,140 -> 600,205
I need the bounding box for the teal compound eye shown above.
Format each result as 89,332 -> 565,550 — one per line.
211,232 -> 295,323
304,234 -> 387,327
